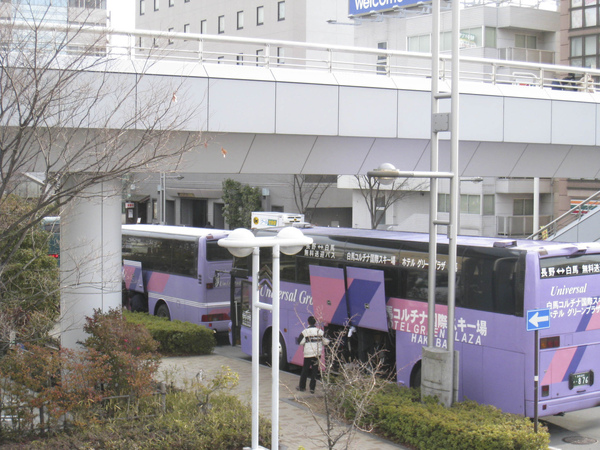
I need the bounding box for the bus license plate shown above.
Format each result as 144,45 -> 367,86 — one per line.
569,370 -> 594,390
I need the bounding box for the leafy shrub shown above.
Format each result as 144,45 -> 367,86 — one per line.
124,311 -> 216,355
368,385 -> 550,450
83,309 -> 161,397
0,371 -> 271,449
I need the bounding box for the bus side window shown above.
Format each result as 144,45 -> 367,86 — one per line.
493,257 -> 517,315
406,270 -> 428,302
462,257 -> 493,312
280,253 -> 296,282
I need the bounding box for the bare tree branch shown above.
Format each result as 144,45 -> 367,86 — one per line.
0,9 -> 204,271
355,175 -> 429,229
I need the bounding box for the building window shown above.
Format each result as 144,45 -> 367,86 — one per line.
278,1 -> 285,21
154,0 -> 159,11
513,198 -> 534,216
571,0 -> 599,29
461,195 -> 481,215
184,23 -> 190,33
438,194 -> 450,213
200,19 -> 207,34
237,54 -> 244,65
377,41 -> 388,74
218,15 -> 225,34
571,34 -> 599,67
277,47 -> 284,64
256,48 -> 263,66
218,56 -> 224,64
483,195 -> 495,216
185,0 -> 190,2
169,0 -> 174,6
408,34 -> 430,53
168,27 -> 174,45
140,0 -> 145,15
237,11 -> 244,30
257,6 -> 264,25
515,34 -> 537,49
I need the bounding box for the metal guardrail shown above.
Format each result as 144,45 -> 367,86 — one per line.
8,21 -> 600,92
528,190 -> 600,240
497,215 -> 551,238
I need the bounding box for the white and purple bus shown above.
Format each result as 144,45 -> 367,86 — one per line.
237,226 -> 600,417
122,225 -> 233,334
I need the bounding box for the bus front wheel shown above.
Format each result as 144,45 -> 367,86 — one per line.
411,363 -> 422,389
263,331 -> 288,371
156,303 -> 171,320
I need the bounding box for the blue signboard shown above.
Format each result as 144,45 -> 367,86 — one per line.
349,0 -> 426,16
527,308 -> 551,332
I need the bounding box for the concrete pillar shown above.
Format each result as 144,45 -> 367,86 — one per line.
60,176 -> 122,349
421,346 -> 459,407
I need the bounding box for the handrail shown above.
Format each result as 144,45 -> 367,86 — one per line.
528,189 -> 600,240
7,20 -> 600,91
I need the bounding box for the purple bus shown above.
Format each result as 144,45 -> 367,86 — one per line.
122,225 -> 233,334
237,226 -> 600,417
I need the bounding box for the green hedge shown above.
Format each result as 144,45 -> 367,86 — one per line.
124,311 -> 216,356
367,385 -> 550,450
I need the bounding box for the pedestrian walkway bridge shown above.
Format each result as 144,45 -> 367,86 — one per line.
97,26 -> 600,178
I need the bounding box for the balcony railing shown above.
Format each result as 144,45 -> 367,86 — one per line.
498,47 -> 555,65
497,215 -> 551,238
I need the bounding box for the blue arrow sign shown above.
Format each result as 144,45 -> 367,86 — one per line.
527,308 -> 550,331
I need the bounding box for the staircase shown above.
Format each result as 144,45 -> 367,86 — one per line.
528,190 -> 600,242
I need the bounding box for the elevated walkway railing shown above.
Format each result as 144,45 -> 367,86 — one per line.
528,190 -> 600,240
10,21 -> 600,93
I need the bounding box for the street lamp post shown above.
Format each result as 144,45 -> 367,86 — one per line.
218,227 -> 313,450
158,173 -> 183,225
367,163 -> 457,407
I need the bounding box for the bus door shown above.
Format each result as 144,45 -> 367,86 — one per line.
309,265 -> 348,326
201,237 -> 234,333
123,259 -> 144,294
309,265 -> 389,363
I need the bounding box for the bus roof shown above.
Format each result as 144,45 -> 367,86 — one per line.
256,226 -> 600,255
122,224 -> 229,239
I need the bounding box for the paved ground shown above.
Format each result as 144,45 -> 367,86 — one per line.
159,345 -> 406,450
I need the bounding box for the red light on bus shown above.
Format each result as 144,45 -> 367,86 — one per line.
49,254 -> 59,259
541,385 -> 549,397
202,313 -> 230,322
540,336 -> 560,349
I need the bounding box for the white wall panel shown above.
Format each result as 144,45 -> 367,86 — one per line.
302,136 -> 376,174
241,134 -> 317,173
460,95 -> 503,142
552,101 -> 596,145
207,79 -> 275,133
339,87 -> 397,138
504,97 -> 551,143
509,144 -> 570,177
397,90 -> 431,139
276,83 -> 338,135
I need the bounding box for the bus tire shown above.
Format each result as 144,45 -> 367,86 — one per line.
156,303 -> 171,320
263,330 -> 288,371
131,293 -> 148,313
411,363 -> 422,389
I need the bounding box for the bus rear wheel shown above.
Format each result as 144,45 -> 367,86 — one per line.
156,303 -> 171,320
130,293 -> 148,313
